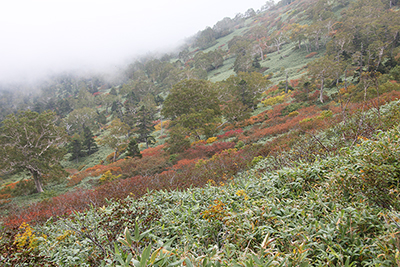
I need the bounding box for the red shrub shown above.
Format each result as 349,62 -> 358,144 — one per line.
141,145 -> 166,157
217,129 -> 243,139
169,158 -> 198,171
183,142 -> 235,160
290,79 -> 300,88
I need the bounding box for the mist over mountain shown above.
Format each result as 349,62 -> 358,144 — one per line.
0,0 -> 268,84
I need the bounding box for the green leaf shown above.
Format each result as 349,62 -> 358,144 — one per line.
134,221 -> 140,241
184,258 -> 194,267
169,259 -> 185,266
139,245 -> 152,266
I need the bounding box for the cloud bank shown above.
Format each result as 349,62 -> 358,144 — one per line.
0,0 -> 268,83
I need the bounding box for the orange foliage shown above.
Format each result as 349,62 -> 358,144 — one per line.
305,52 -> 318,58
290,79 -> 300,88
239,105 -> 328,143
169,158 -> 199,171
141,144 -> 166,157
238,111 -> 268,127
4,181 -> 19,190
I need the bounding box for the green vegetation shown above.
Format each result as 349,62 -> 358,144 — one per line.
1,0 -> 400,265
2,105 -> 400,265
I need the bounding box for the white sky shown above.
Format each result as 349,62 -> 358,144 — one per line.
0,0 -> 269,83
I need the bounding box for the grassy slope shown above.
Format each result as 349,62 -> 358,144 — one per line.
25,100 -> 400,266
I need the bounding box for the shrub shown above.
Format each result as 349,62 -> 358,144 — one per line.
183,142 -> 235,160
217,129 -> 243,139
330,126 -> 400,210
99,170 -> 122,184
141,144 -> 166,157
281,102 -> 303,116
261,92 -> 288,107
206,137 -> 218,144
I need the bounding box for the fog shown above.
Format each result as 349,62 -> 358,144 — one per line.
0,0 -> 270,83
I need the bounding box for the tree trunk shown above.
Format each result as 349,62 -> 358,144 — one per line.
31,170 -> 44,193
113,147 -> 118,162
319,77 -> 325,103
285,70 -> 289,93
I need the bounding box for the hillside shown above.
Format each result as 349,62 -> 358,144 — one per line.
1,0 -> 400,265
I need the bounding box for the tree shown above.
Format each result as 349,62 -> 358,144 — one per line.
56,98 -> 73,118
165,126 -> 191,154
74,88 -> 96,109
162,79 -> 220,120
221,100 -> 252,125
213,17 -> 234,38
99,118 -> 130,162
225,72 -> 270,110
244,8 -> 256,18
229,36 -> 255,73
193,27 -> 217,49
135,105 -> 155,149
126,138 -> 142,159
308,55 -> 337,103
82,126 -> 98,155
287,23 -> 308,50
0,110 -> 67,193
109,87 -> 118,96
64,107 -> 98,135
67,134 -> 85,163
268,30 -> 288,54
162,79 -> 221,139
193,50 -> 224,72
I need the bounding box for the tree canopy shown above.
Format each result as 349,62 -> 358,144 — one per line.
162,79 -> 221,139
0,110 -> 67,193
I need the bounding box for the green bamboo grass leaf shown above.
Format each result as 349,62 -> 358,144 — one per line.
139,245 -> 152,266
169,259 -> 185,266
126,227 -> 134,247
184,258 -> 195,267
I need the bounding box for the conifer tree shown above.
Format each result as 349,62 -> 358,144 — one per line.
67,134 -> 85,163
126,138 -> 142,158
135,105 -> 155,149
82,126 -> 98,155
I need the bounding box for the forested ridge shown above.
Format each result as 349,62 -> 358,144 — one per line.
1,0 -> 400,265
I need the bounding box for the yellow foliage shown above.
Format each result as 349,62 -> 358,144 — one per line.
235,189 -> 249,200
201,200 -> 227,222
299,117 -> 313,125
56,230 -> 75,242
262,92 -> 287,107
99,170 -> 122,184
14,222 -> 39,250
316,110 -> 333,120
206,137 -> 218,144
154,120 -> 171,131
191,139 -> 206,146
